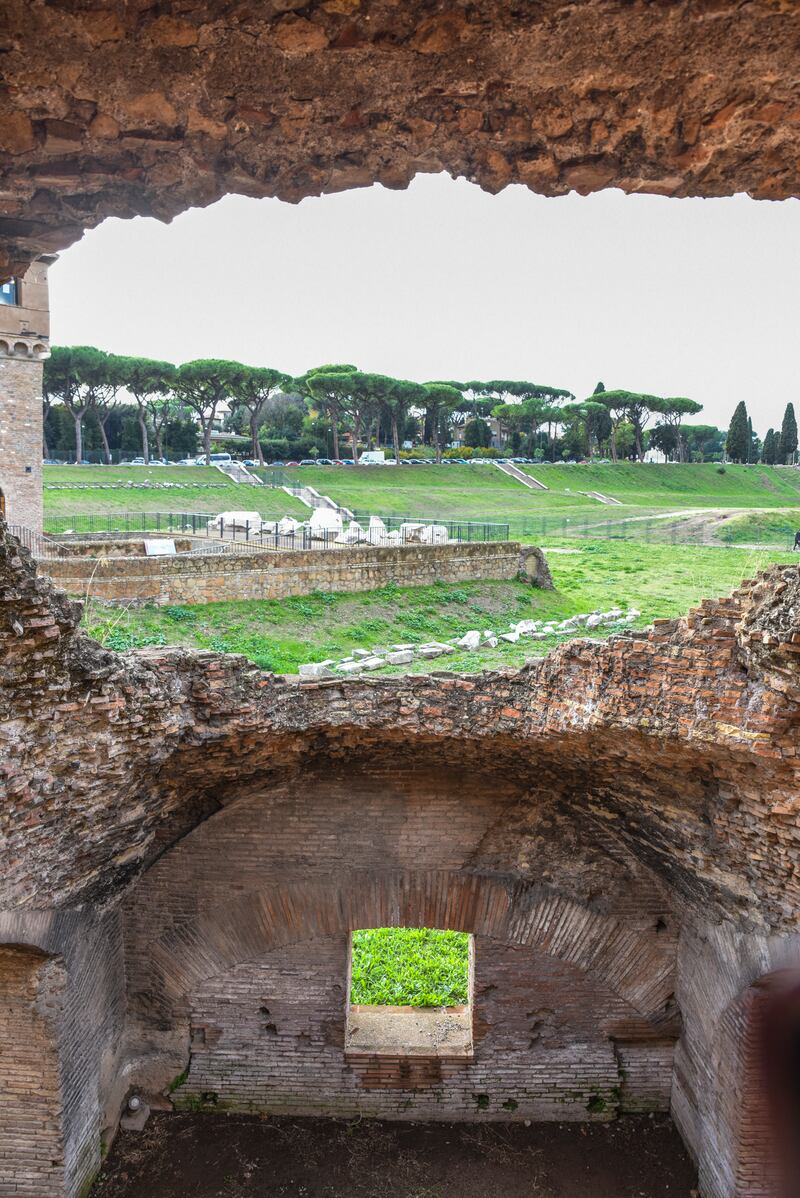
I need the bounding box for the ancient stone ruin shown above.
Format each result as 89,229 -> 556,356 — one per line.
2,4 -> 800,1195
1,522 -> 799,1197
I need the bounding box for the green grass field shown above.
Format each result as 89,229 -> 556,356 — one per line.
83,540 -> 796,675
42,464 -> 306,525
44,462 -> 800,543
350,928 -> 470,1007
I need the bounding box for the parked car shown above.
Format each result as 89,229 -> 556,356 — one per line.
316,458 -> 333,465
286,460 -> 300,467
195,452 -> 233,466
341,458 -> 354,465
130,457 -> 146,465
299,458 -> 318,466
242,459 -> 259,467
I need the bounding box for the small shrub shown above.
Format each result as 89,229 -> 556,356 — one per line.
717,466 -> 726,474
208,637 -> 232,654
164,606 -> 195,622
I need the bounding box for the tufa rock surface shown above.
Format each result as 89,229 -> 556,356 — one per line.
1,0 -> 800,275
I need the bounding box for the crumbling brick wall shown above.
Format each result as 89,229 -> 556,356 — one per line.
0,946 -> 65,1197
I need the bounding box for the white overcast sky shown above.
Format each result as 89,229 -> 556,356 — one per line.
50,172 -> 800,435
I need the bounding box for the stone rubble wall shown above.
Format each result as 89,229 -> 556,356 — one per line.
40,539 -> 540,605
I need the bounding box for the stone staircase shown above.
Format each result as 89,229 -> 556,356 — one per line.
494,461 -> 548,490
579,490 -> 622,505
214,461 -> 263,486
283,482 -> 354,521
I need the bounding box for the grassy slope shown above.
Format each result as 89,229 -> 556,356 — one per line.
44,462 -> 800,538
84,540 -> 796,675
350,928 -> 470,1007
522,462 -> 800,508
285,464 -> 597,537
42,465 -> 306,521
269,462 -> 800,540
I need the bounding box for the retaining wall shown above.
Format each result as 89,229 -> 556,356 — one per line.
42,540 -> 549,605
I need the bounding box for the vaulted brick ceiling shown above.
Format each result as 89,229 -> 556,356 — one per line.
1,0 -> 799,277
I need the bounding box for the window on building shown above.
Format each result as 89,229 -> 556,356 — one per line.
345,927 -> 474,1058
0,279 -> 18,306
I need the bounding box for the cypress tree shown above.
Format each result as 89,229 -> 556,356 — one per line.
762,428 -> 777,464
726,401 -> 749,463
779,402 -> 798,463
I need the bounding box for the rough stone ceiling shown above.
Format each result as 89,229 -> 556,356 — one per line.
1,0 -> 799,276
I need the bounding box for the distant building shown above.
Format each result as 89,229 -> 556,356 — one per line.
0,257 -> 54,531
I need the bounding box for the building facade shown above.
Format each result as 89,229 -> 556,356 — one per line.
0,257 -> 54,531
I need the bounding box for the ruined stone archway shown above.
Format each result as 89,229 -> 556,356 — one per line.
2,1 -> 800,276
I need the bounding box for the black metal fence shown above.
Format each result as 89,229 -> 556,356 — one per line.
349,513 -> 510,543
40,511 -> 510,549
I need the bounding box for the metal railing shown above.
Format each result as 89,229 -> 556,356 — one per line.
348,514 -> 510,542
37,511 -> 510,551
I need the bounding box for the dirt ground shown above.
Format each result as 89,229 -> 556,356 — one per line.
92,1113 -> 698,1198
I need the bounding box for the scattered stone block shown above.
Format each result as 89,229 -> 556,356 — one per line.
457,631 -> 481,650
386,650 -> 414,665
299,662 -> 336,680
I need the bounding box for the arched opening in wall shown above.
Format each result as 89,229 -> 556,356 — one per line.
0,945 -> 66,1198
344,928 -> 474,1075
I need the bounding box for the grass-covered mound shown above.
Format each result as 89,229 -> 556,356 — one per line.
718,509 -> 800,546
350,928 -> 470,1008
